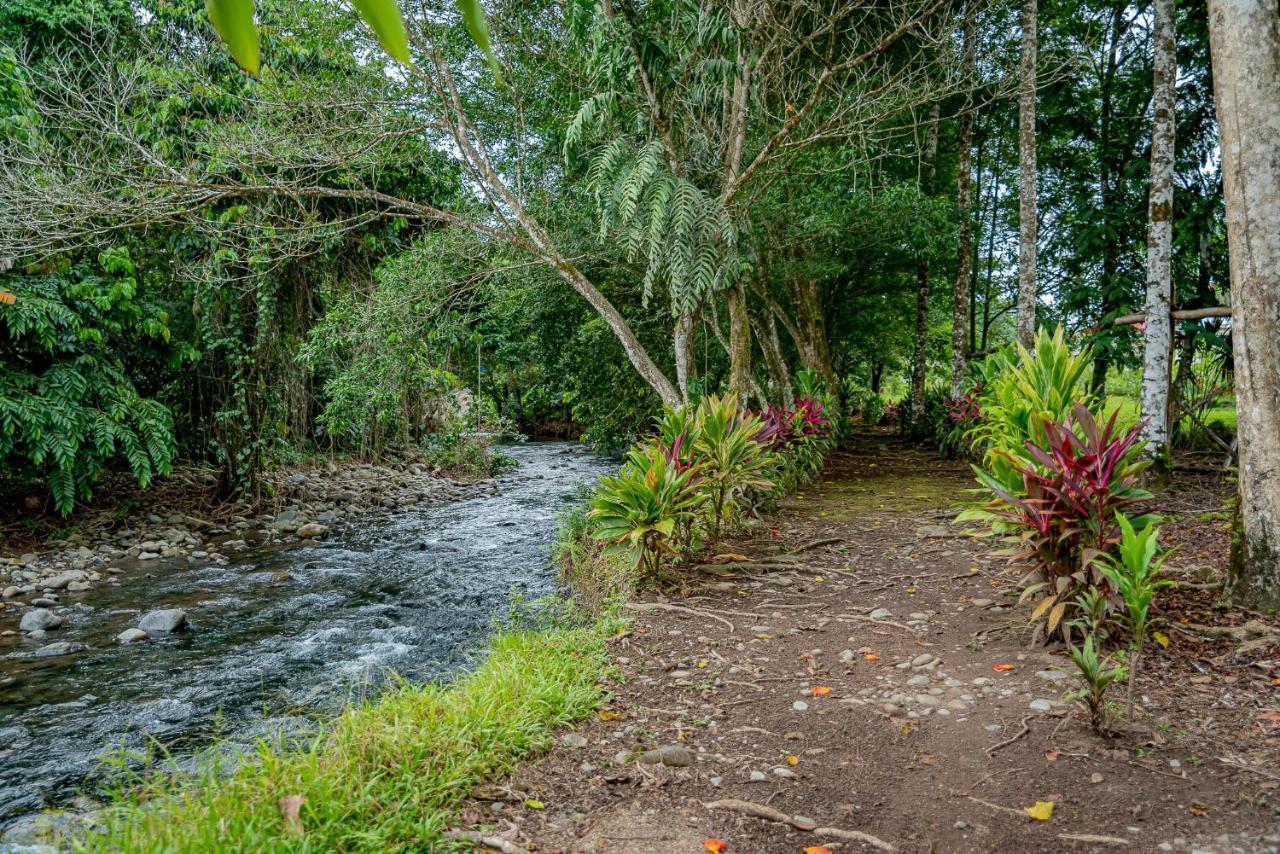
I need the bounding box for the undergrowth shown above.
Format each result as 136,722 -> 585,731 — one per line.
79,614 -> 617,852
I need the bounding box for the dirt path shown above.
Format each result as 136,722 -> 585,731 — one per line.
471,431 -> 1280,853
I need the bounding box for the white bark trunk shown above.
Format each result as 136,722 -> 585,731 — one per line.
1139,0 -> 1177,463
951,0 -> 977,397
1016,0 -> 1039,349
1208,0 -> 1280,608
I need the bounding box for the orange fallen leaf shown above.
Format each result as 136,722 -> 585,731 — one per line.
1273,678 -> 1280,686
863,653 -> 879,661
803,848 -> 833,854
993,663 -> 1016,672
278,794 -> 305,835
811,685 -> 832,696
1189,802 -> 1211,816
1044,749 -> 1059,762
703,839 -> 728,853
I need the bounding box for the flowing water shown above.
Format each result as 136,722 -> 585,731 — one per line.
0,443 -> 612,828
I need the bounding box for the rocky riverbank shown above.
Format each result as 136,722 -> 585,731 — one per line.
1,458 -> 501,649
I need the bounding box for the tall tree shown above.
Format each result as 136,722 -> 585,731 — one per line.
951,0 -> 977,396
1208,0 -> 1280,608
1139,0 -> 1177,466
910,102 -> 940,427
1016,0 -> 1038,348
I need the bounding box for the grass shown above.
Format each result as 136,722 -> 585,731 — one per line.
81,616 -> 616,852
1105,395 -> 1236,433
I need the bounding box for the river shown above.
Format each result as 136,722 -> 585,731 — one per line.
0,442 -> 612,829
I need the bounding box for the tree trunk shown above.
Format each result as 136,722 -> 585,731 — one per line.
674,309 -> 696,403
951,0 -> 977,397
1016,0 -> 1038,349
1170,229 -> 1215,424
1139,0 -> 1177,469
911,103 -> 941,428
1209,0 -> 1280,609
754,309 -> 794,403
1092,2 -> 1127,397
725,286 -> 754,405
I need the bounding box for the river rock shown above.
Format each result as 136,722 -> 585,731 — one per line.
20,608 -> 64,632
117,628 -> 149,645
67,580 -> 92,592
2,586 -> 19,599
295,523 -> 329,539
637,744 -> 693,767
33,641 -> 85,657
42,573 -> 77,591
137,609 -> 188,634
273,509 -> 306,532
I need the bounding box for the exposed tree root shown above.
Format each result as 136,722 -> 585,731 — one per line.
444,829 -> 531,853
703,799 -> 896,851
622,601 -> 735,632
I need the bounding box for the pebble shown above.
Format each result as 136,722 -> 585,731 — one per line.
1029,698 -> 1054,712
295,523 -> 329,539
792,700 -> 808,712
911,653 -> 936,668
869,608 -> 892,620
749,770 -> 768,782
1036,669 -> 1069,683
772,767 -> 796,779
559,733 -> 587,748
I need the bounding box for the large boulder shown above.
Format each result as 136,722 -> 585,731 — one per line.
20,608 -> 64,633
137,609 -> 188,634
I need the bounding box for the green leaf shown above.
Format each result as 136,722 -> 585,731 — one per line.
455,0 -> 501,81
205,0 -> 260,75
352,0 -> 411,65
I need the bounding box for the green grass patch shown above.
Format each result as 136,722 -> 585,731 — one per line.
82,618 -> 615,852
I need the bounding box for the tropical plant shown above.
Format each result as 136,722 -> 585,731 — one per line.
965,404 -> 1155,639
0,250 -> 177,514
587,442 -> 704,585
969,326 -> 1097,496
1093,513 -> 1174,721
1068,634 -> 1127,737
691,395 -> 772,543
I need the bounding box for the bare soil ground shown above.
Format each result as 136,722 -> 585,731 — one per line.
464,430 -> 1280,853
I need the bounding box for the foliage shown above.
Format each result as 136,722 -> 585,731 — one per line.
969,404 -> 1154,639
588,441 -> 705,584
420,431 -> 517,479
1067,633 -> 1127,737
1094,513 -> 1174,719
690,395 -> 772,543
84,616 -> 612,851
0,251 -> 177,514
969,327 -> 1097,496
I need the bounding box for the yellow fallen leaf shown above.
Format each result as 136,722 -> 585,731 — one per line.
1024,801 -> 1054,821
906,587 -> 917,594
813,575 -> 825,583
598,710 -> 622,721
524,798 -> 545,810
703,840 -> 728,854
787,754 -> 799,766
1153,631 -> 1170,648
811,685 -> 832,696
754,633 -> 771,640
697,660 -> 708,668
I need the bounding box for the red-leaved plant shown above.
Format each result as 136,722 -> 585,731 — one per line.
977,404 -> 1156,638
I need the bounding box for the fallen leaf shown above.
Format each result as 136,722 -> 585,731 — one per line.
1190,675 -> 1213,684
754,633 -> 771,640
863,653 -> 879,661
994,663 -> 1016,672
1189,802 -> 1210,816
803,848 -> 833,854
697,660 -> 709,668
1273,678 -> 1280,686
1258,710 -> 1280,722
787,754 -> 799,766
1153,631 -> 1170,648
703,839 -> 728,853
1090,772 -> 1104,784
813,575 -> 825,583
1024,801 -> 1054,821
278,795 -> 305,835
906,587 -> 918,594
598,710 -> 622,721
811,686 -> 832,696
1044,749 -> 1059,762
713,553 -> 753,563
524,798 -> 545,810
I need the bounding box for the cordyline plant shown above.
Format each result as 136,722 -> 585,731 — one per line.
588,442 -> 704,585
964,404 -> 1157,639
693,395 -> 772,544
